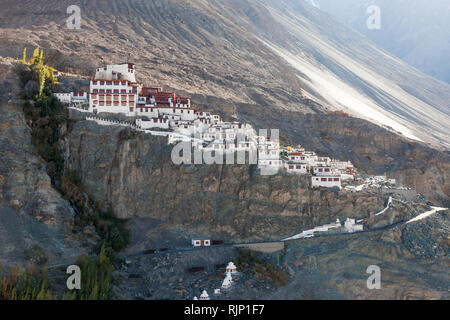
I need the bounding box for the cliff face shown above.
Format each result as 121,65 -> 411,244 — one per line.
0,59 -> 86,267
63,119 -> 422,243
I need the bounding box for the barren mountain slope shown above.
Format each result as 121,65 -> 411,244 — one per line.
310,0 -> 450,83
0,0 -> 448,148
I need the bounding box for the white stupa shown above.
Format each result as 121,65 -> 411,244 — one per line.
225,272 -> 233,283
226,261 -> 237,274
193,296 -> 198,300
222,276 -> 232,289
214,289 -> 221,295
200,290 -> 210,300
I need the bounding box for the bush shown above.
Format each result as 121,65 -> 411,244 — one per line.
0,266 -> 53,300
236,250 -> 288,288
63,244 -> 114,300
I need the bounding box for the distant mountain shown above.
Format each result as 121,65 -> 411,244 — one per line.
0,0 -> 449,148
308,0 -> 450,83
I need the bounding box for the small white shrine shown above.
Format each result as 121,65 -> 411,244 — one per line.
200,290 -> 210,300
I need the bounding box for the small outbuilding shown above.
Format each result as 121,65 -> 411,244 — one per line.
192,239 -> 211,247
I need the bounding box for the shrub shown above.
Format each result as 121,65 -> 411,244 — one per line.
0,266 -> 52,300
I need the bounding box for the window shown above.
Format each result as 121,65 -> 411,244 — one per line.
328,178 -> 333,182
334,178 -> 340,182
289,165 -> 294,169
321,178 -> 327,182
106,81 -> 112,85
325,168 -> 330,172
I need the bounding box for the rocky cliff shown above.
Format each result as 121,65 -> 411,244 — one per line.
62,117 -> 429,246
0,59 -> 86,267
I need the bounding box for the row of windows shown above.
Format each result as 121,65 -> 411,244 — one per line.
314,178 -> 340,182
95,102 -> 133,107
138,108 -> 157,113
288,165 -> 305,169
92,94 -> 134,99
92,89 -> 136,94
151,119 -> 168,123
92,81 -> 128,86
92,97 -> 135,104
168,109 -> 193,114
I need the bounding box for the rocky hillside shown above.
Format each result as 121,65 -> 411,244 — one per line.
310,0 -> 450,83
272,209 -> 450,300
0,0 -> 448,148
0,58 -> 87,268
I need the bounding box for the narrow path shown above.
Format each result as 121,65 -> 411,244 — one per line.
48,205 -> 448,270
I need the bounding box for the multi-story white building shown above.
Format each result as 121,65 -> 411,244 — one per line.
311,175 -> 342,189
88,63 -> 141,116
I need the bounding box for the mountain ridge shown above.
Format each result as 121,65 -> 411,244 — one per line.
0,0 -> 448,148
